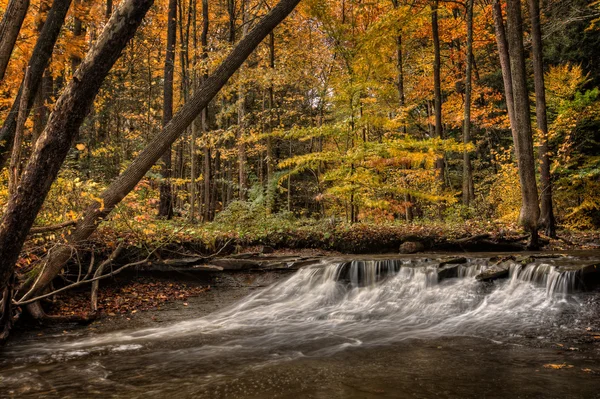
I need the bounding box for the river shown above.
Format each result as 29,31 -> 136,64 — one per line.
1,253 -> 600,398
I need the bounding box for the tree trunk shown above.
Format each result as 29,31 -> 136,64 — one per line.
159,0 -> 177,219
0,0 -> 155,294
392,0 -> 412,221
505,0 -> 540,247
527,0 -> 556,238
432,0 -> 444,185
0,0 -> 30,82
492,0 -> 518,150
237,0 -> 249,201
462,0 -> 475,205
0,0 -> 73,169
8,68 -> 30,196
15,0 -> 302,298
266,30 -> 276,214
201,0 -> 211,222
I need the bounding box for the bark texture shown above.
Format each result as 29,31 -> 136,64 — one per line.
158,0 -> 177,219
527,0 -> 556,237
505,0 -> 540,245
20,0 -> 302,297
0,0 -> 30,81
462,0 -> 474,205
431,0 -> 444,183
492,0 -> 518,152
0,0 -> 155,292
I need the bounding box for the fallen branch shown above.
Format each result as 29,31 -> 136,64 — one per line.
28,220 -> 77,235
91,243 -> 124,312
14,249 -> 153,306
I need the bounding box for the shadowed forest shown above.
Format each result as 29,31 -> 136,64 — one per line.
1,0 -> 600,340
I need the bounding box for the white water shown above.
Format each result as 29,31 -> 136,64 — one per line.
6,257 -> 585,362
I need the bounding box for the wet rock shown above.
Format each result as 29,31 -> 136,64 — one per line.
229,252 -> 261,259
192,265 -> 224,272
476,264 -> 510,282
400,241 -> 425,254
210,258 -> 263,270
438,265 -> 460,281
515,256 -> 536,265
439,257 -> 467,267
260,246 -> 275,254
558,262 -> 600,290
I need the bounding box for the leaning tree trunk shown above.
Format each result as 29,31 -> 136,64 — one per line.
0,0 -> 30,82
462,0 -> 475,205
492,0 -> 518,152
527,0 -> 556,238
505,0 -> 540,248
0,0 -> 155,294
158,0 -> 177,219
0,0 -> 73,169
16,0 -> 303,301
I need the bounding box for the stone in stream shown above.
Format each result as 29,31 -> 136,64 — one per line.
437,264 -> 460,281
399,241 -> 425,254
260,245 -> 275,254
475,264 -> 510,282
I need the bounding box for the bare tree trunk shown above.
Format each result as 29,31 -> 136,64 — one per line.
237,0 -> 249,201
505,0 -> 540,247
201,0 -> 211,221
32,2 -> 54,145
159,0 -> 177,219
266,30 -> 276,214
392,0 -> 413,222
0,0 -> 155,295
462,0 -> 475,205
492,0 -> 518,150
14,0 -> 302,299
0,0 -> 73,169
431,0 -> 444,184
8,68 -> 30,196
0,0 -> 30,82
527,0 -> 555,238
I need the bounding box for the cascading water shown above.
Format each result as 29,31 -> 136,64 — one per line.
3,257 -> 584,358
1,255 -> 598,398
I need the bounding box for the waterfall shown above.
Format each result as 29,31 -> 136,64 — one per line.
6,256 -> 586,363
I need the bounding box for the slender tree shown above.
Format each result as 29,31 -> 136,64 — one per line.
505,0 -> 540,247
158,0 -> 177,218
431,0 -> 444,184
527,0 -> 556,237
462,0 -> 475,205
201,0 -> 211,221
492,0 -> 518,148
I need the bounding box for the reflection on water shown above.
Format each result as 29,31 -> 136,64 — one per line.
1,256 -> 599,398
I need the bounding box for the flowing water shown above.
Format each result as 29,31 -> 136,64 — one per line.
1,254 -> 600,398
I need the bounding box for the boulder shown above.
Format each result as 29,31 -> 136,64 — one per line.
399,241 -> 425,254
476,265 -> 510,282
260,245 -> 275,254
439,257 -> 467,267
438,264 -> 460,281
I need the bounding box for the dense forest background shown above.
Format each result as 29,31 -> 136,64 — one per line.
1,0 -> 600,251
0,0 -> 600,339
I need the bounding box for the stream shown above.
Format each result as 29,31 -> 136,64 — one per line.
1,254 -> 600,398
